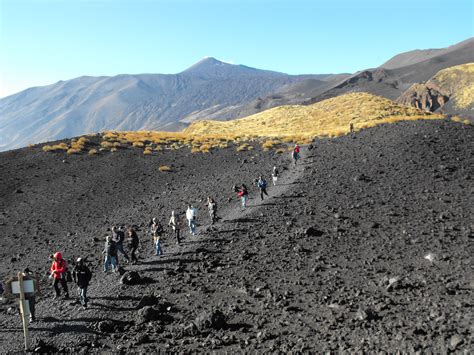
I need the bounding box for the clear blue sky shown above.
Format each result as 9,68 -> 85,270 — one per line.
0,0 -> 472,97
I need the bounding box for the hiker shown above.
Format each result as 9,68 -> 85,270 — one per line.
151,218 -> 164,254
72,258 -> 92,309
49,252 -> 70,299
168,210 -> 182,244
256,176 -> 269,200
111,225 -> 129,264
102,236 -> 118,272
237,184 -> 249,209
127,228 -> 140,264
186,205 -> 198,235
292,144 -> 300,165
349,121 -> 354,133
272,166 -> 279,186
22,268 -> 39,322
207,197 -> 218,224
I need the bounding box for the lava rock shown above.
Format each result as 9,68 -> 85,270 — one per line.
136,294 -> 159,309
194,309 -> 227,331
120,271 -> 141,285
98,320 -> 117,333
136,306 -> 161,323
304,227 -> 324,237
32,339 -> 58,353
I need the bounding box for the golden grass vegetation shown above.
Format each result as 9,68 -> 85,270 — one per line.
101,130 -> 236,154
185,92 -> 444,140
42,143 -> 68,152
159,165 -> 172,172
43,137 -> 90,154
433,63 -> 474,109
451,116 -> 472,125
43,92 -> 447,156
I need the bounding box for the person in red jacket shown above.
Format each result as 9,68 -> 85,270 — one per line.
49,252 -> 70,299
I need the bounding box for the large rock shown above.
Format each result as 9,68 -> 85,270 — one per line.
120,271 -> 141,285
136,294 -> 159,309
194,309 -> 227,331
136,306 -> 161,323
397,82 -> 449,112
304,227 -> 324,237
97,320 -> 117,333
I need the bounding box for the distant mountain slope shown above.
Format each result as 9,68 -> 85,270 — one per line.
380,38 -> 474,69
185,92 -> 442,138
397,63 -> 474,117
304,38 -> 474,105
0,58 -> 324,151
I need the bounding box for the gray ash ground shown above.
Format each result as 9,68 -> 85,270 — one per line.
0,120 -> 472,353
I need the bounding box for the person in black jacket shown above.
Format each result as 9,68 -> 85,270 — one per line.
111,225 -> 129,265
127,228 -> 140,264
72,258 -> 92,309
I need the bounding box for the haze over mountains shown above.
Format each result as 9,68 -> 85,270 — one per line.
1,38 -> 473,151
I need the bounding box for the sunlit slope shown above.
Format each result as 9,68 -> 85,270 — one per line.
433,63 -> 474,109
185,92 -> 443,138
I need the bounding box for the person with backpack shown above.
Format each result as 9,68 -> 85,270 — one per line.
49,252 -> 70,299
237,184 -> 249,209
207,197 -> 218,224
186,205 -> 198,235
152,220 -> 164,256
111,225 -> 129,265
127,228 -> 140,264
256,176 -> 269,200
102,236 -> 118,272
72,258 -> 92,309
168,210 -> 182,244
272,166 -> 279,186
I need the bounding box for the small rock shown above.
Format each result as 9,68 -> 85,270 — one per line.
304,227 -> 323,237
120,271 -> 141,285
450,334 -> 463,349
98,320 -> 116,333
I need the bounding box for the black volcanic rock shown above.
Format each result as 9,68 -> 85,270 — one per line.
0,120 -> 472,352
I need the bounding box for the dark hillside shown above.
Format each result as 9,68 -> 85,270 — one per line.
0,120 -> 472,352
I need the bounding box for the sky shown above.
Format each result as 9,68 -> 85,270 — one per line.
0,0 -> 472,98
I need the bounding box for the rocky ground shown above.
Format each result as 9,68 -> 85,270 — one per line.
0,119 -> 472,353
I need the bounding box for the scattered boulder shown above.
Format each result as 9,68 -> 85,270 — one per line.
136,306 -> 161,323
304,227 -> 324,237
120,271 -> 141,285
355,307 -> 379,321
136,294 -> 159,309
32,339 -> 58,353
194,309 -> 227,331
98,320 -> 117,333
450,334 -> 464,350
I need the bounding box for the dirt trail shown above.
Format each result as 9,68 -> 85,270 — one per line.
132,149 -> 307,271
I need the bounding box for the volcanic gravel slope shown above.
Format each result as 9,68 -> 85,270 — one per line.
0,120 -> 473,353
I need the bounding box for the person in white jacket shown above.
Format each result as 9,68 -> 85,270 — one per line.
186,205 -> 198,235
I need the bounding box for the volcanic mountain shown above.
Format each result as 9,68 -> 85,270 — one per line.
0,58 -> 327,151
243,38 -> 474,115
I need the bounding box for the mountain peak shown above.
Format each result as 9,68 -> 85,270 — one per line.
182,57 -> 234,74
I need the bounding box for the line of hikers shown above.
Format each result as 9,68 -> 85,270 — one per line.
2,144 -> 302,322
